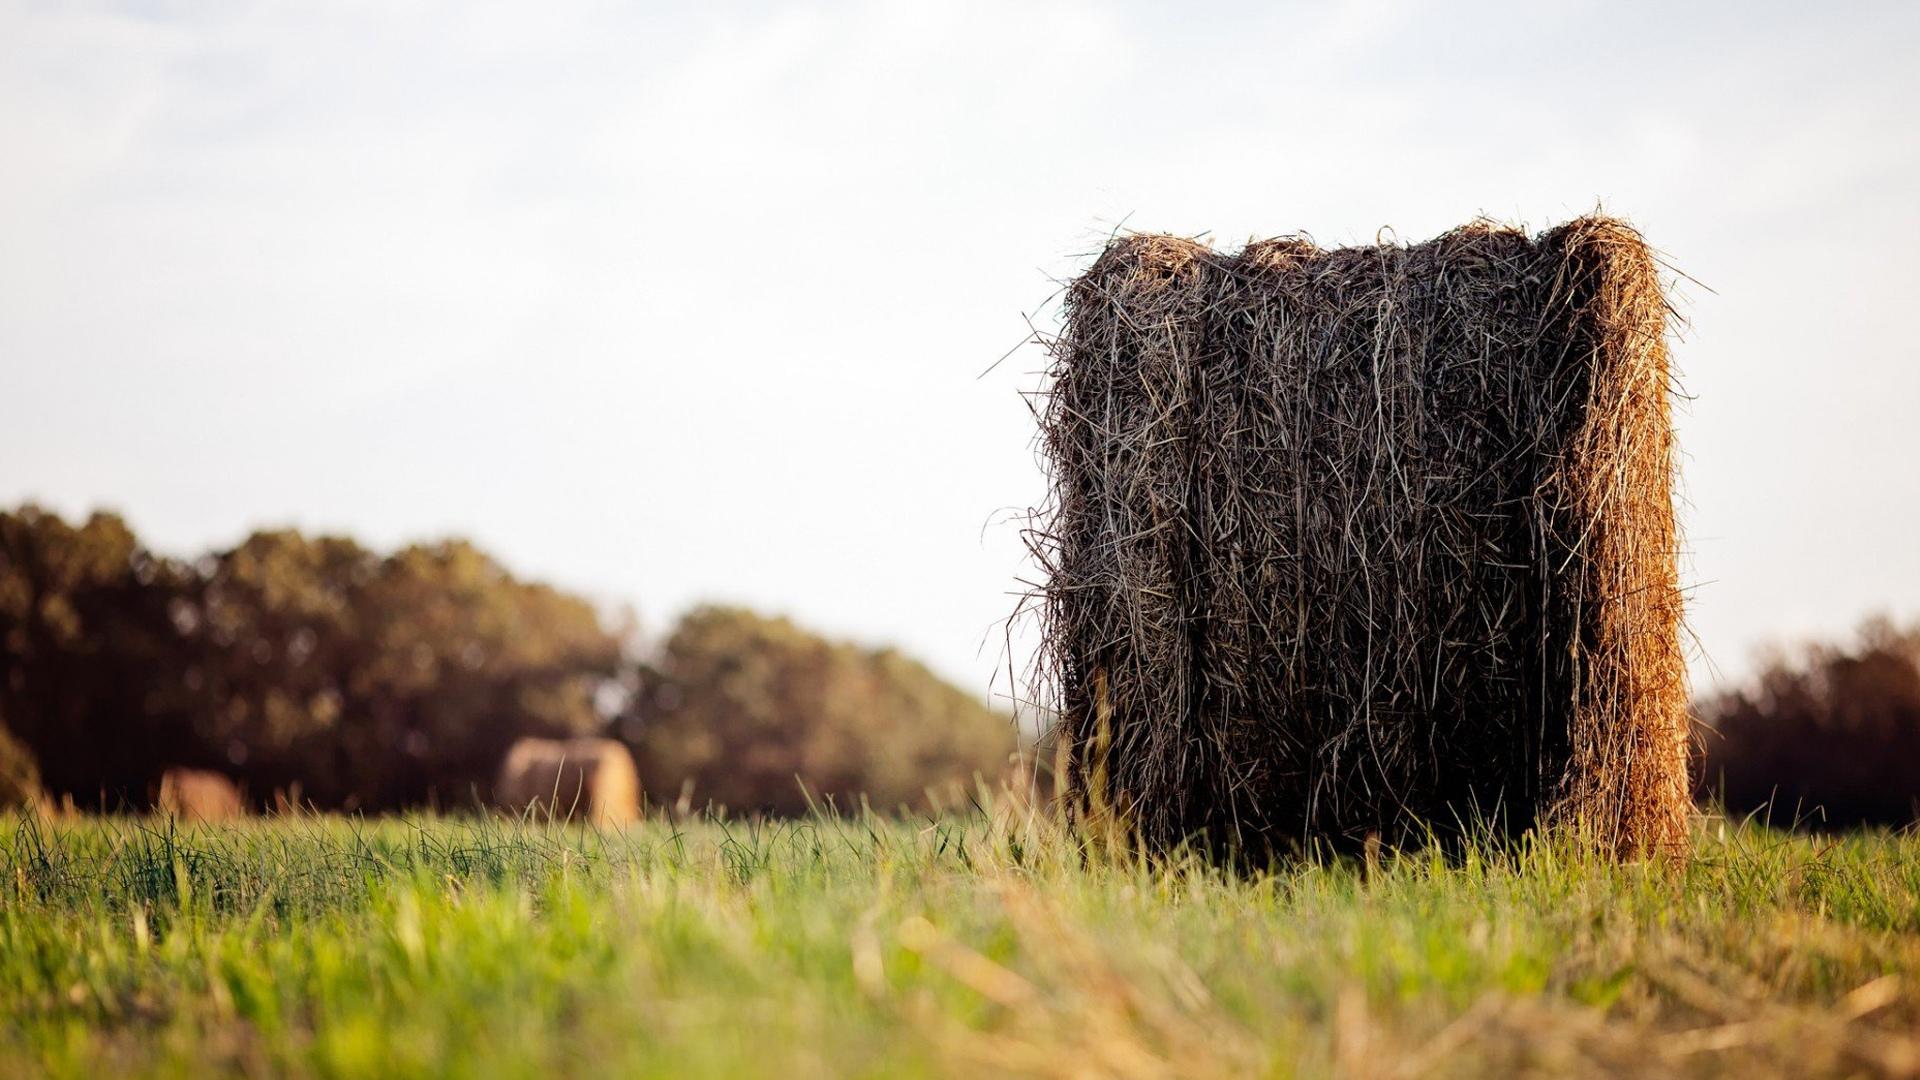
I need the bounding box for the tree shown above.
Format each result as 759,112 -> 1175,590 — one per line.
171,528 -> 379,804
0,506 -> 197,806
175,533 -> 624,810
337,539 -> 621,809
635,606 -> 1014,815
1,506 -> 628,813
1700,616 -> 1920,829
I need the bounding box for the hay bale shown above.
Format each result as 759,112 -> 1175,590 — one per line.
155,768 -> 245,822
494,736 -> 640,826
1033,216 -> 1688,858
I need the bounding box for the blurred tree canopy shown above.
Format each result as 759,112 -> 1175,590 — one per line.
634,605 -> 1015,815
1699,616 -> 1920,829
0,506 -> 196,804
1,506 -> 620,811
174,532 -> 622,810
2,506 -> 1016,819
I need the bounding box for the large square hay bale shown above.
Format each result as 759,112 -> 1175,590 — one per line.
1033,216 -> 1688,857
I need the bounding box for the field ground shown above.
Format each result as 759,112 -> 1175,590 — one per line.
2,809 -> 1918,1078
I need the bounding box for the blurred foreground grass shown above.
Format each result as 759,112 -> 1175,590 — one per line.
2,808 -> 1918,1078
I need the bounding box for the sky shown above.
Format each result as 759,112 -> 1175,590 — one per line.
3,0 -> 1918,703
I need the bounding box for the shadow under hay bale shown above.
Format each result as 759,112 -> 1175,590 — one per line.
155,768 -> 245,822
1030,216 -> 1688,859
494,736 -> 640,826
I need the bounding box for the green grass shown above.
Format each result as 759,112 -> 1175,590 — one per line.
2,809 -> 1917,1078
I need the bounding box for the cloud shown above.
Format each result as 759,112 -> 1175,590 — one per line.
1,0 -> 1917,693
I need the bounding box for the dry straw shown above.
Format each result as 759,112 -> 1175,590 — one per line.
1027,216 -> 1688,858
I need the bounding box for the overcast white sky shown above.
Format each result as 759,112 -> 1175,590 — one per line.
3,0 -> 1917,701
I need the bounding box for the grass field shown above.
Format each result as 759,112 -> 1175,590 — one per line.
2,809 -> 1917,1078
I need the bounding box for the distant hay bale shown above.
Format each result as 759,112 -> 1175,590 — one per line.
1032,216 -> 1688,858
155,768 -> 245,822
494,737 -> 640,826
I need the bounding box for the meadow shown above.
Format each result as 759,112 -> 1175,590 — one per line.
2,809 -> 1917,1078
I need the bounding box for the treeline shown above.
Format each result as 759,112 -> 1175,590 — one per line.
13,503 -> 1916,831
0,505 -> 1014,815
1698,616 -> 1920,830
